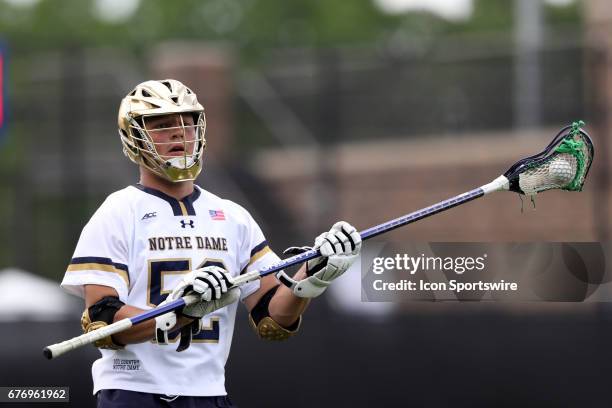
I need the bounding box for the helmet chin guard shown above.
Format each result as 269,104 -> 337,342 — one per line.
118,79 -> 207,182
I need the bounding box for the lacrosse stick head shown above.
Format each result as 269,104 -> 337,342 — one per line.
503,121 -> 594,195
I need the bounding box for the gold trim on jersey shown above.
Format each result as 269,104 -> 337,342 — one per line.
66,263 -> 129,287
178,201 -> 189,216
248,246 -> 272,267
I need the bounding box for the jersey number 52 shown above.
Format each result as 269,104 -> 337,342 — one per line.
148,259 -> 225,343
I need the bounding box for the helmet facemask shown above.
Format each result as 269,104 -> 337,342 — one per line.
127,112 -> 207,182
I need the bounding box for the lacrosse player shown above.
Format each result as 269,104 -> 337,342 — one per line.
59,79 -> 361,407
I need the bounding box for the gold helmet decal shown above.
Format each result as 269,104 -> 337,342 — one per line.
118,79 -> 207,182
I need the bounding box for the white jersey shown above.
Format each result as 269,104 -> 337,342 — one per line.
60,184 -> 280,396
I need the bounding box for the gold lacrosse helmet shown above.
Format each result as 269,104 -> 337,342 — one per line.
118,79 -> 207,182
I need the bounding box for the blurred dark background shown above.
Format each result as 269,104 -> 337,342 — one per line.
1,0 -> 612,406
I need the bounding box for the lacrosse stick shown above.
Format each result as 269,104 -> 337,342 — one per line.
44,121 -> 593,360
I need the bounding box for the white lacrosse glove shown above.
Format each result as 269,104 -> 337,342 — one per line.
168,265 -> 240,319
155,266 -> 240,350
279,221 -> 362,298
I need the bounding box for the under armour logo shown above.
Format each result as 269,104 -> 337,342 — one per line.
141,212 -> 157,220
180,220 -> 195,228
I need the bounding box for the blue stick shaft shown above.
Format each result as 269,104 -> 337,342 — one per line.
130,298 -> 188,325
256,187 -> 485,278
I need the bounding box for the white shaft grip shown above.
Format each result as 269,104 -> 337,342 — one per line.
182,293 -> 203,306
43,318 -> 132,360
480,175 -> 510,195
231,271 -> 261,287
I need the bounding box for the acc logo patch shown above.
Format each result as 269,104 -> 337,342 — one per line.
141,212 -> 157,220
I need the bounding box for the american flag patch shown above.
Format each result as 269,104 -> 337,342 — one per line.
209,209 -> 226,220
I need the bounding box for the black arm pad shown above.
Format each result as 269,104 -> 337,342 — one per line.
88,296 -> 125,325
